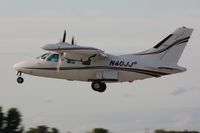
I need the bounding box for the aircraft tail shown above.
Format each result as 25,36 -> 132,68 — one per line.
137,27 -> 193,65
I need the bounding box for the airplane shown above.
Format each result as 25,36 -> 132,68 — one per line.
13,27 -> 193,93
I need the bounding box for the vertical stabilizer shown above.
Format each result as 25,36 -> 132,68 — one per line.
137,27 -> 193,65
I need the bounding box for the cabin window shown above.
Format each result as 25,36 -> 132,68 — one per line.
47,54 -> 59,62
67,59 -> 76,64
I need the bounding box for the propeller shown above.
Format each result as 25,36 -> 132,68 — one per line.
57,30 -> 76,71
62,30 -> 66,43
57,53 -> 62,72
71,36 -> 75,45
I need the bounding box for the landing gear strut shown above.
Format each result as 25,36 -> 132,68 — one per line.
91,82 -> 107,92
16,71 -> 24,84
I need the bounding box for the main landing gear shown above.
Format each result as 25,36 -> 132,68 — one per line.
91,82 -> 107,93
16,71 -> 24,84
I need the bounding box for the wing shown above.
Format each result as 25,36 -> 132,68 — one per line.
40,42 -> 107,58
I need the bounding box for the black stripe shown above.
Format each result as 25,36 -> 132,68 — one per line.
24,66 -> 169,77
136,36 -> 190,55
153,34 -> 173,49
176,40 -> 188,44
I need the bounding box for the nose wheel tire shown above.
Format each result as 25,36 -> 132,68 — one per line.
16,71 -> 24,84
91,82 -> 107,92
17,77 -> 24,84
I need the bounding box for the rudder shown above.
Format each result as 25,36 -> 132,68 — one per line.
157,27 -> 193,64
137,27 -> 193,65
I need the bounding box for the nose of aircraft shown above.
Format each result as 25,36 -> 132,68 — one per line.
13,61 -> 26,72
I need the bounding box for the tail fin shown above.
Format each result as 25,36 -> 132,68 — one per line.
137,27 -> 193,65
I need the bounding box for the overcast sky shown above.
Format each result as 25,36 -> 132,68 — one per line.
0,0 -> 200,133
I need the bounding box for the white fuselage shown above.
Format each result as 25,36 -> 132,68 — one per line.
14,52 -> 183,83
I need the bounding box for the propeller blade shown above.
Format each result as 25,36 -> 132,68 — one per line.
57,53 -> 62,72
62,30 -> 66,43
71,36 -> 74,45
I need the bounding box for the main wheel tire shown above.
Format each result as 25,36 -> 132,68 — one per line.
17,77 -> 24,84
91,82 -> 100,91
91,82 -> 107,92
98,82 -> 106,92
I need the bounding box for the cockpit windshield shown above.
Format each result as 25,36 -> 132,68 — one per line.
40,52 -> 50,60
38,52 -> 60,62
47,53 -> 59,62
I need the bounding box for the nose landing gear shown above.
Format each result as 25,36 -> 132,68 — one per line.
16,71 -> 24,84
91,82 -> 107,92
17,77 -> 24,84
